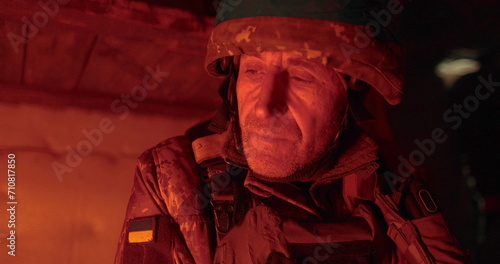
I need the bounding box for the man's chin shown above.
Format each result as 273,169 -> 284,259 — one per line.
242,137 -> 304,179
246,154 -> 298,179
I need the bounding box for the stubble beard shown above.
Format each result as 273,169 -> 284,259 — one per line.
240,116 -> 338,180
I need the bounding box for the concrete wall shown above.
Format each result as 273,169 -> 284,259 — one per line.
0,102 -> 200,263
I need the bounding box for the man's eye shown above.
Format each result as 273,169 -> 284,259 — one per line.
291,76 -> 310,82
244,67 -> 267,78
246,69 -> 261,75
289,68 -> 315,83
290,73 -> 314,83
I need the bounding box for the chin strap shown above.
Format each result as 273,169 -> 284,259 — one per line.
208,57 -> 237,134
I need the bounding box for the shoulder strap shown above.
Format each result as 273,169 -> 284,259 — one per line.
192,134 -> 225,167
374,180 -> 436,264
191,132 -> 250,242
375,174 -> 472,264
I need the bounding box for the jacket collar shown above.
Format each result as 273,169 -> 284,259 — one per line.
217,125 -> 380,216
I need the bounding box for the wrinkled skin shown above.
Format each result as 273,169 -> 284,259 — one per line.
237,51 -> 348,179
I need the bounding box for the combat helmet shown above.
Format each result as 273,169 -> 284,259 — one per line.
206,0 -> 405,102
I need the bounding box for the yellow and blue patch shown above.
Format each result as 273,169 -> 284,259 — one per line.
128,217 -> 155,243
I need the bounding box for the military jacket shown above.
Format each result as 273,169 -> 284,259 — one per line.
115,129 -> 471,264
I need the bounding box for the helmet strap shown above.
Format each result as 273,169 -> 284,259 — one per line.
208,57 -> 238,134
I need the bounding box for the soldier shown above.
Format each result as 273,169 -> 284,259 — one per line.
115,1 -> 471,263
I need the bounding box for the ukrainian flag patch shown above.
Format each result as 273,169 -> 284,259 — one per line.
128,217 -> 155,243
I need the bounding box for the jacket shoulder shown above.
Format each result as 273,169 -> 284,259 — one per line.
136,135 -> 195,167
137,116 -> 214,166
137,135 -> 209,220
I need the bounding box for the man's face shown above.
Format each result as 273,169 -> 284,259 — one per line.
237,51 -> 347,179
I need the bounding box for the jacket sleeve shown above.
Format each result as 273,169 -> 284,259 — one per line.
114,146 -> 195,264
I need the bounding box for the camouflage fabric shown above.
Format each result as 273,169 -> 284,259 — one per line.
206,0 -> 405,105
114,128 -> 471,263
210,128 -> 401,263
114,136 -> 214,264
115,1 -> 470,262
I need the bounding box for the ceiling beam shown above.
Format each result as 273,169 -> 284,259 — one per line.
0,0 -> 214,56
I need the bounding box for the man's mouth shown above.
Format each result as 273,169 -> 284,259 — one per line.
248,129 -> 294,144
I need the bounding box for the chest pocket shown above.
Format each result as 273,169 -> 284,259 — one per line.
214,204 -> 377,264
283,215 -> 375,264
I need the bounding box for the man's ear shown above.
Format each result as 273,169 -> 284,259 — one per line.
233,55 -> 241,68
216,56 -> 237,75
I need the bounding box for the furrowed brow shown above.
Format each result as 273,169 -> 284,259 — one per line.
286,58 -> 318,72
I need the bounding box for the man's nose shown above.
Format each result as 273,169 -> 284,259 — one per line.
254,69 -> 288,118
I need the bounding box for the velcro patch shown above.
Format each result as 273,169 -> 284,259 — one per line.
128,217 -> 156,243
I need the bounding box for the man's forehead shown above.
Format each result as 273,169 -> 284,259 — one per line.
242,51 -> 328,69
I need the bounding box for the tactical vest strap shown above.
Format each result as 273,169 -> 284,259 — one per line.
192,134 -> 225,167
282,217 -> 373,243
375,187 -> 436,264
191,131 -> 251,242
397,177 -> 438,219
209,164 -> 250,241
